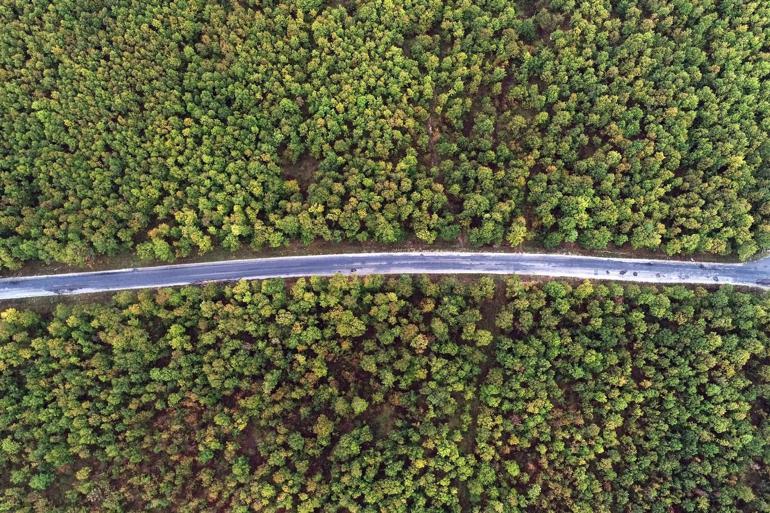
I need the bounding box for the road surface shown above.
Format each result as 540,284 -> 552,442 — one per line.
0,252 -> 768,300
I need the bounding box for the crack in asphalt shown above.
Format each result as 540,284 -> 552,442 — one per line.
0,252 -> 768,300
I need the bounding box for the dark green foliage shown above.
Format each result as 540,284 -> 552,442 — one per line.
1,277 -> 769,512
2,0 -> 770,269
472,279 -> 770,512
0,275 -> 488,512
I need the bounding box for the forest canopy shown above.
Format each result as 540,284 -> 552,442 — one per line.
1,0 -> 770,269
1,276 -> 769,512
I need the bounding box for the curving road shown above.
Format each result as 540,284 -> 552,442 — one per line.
0,251 -> 768,300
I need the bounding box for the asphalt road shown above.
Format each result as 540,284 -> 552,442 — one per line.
0,252 -> 768,300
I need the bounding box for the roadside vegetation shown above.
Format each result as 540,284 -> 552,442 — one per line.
1,276 -> 769,512
2,0 -> 770,270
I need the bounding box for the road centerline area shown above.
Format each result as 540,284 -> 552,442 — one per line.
0,252 -> 768,300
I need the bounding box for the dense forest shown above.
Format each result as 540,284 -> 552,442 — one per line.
1,276 -> 769,512
2,0 -> 770,269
